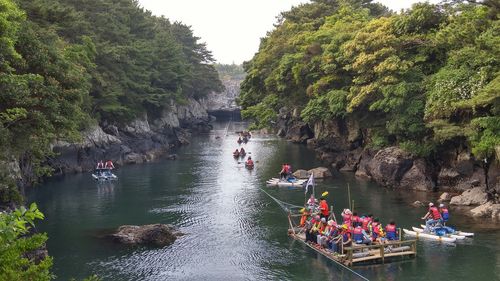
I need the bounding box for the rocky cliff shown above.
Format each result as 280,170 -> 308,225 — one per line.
276,109 -> 500,218
15,98 -> 211,183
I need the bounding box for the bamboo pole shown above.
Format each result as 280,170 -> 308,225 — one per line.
347,183 -> 352,210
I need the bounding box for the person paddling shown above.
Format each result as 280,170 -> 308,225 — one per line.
105,160 -> 114,169
245,156 -> 254,167
422,202 -> 442,232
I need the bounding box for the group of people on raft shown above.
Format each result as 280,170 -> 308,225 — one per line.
422,202 -> 450,232
233,147 -> 246,158
299,194 -> 400,253
96,160 -> 114,169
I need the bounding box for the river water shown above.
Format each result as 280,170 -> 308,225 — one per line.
28,122 -> 500,281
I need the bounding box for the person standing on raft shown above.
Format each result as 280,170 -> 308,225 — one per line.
319,191 -> 330,220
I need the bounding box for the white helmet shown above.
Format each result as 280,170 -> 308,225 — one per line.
439,203 -> 444,208
429,202 -> 434,207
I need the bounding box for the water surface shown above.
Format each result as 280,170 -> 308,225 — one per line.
28,122 -> 500,280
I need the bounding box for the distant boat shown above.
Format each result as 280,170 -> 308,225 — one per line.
92,168 -> 117,181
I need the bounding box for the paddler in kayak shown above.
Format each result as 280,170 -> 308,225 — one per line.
422,202 -> 442,232
245,156 -> 254,168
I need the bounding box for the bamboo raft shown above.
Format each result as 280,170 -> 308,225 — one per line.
288,214 -> 417,266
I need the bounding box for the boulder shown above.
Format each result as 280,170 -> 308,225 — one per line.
450,187 -> 488,206
367,147 -> 413,187
470,202 -> 500,219
438,192 -> 452,202
308,167 -> 332,179
293,169 -> 309,179
110,224 -> 183,247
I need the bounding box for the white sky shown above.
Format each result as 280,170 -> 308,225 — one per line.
138,0 -> 440,64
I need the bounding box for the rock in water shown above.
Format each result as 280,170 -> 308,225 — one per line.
470,202 -> 500,219
438,192 -> 452,202
450,187 -> 488,206
293,169 -> 309,179
308,167 -> 332,178
110,224 -> 183,247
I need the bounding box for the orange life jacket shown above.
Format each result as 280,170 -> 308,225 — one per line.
430,206 -> 441,220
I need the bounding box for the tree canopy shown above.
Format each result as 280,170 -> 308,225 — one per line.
239,0 -> 499,159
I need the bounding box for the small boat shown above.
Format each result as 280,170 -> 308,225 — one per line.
92,168 -> 117,181
266,177 -> 307,187
411,227 -> 465,240
419,224 -> 474,237
403,228 -> 456,242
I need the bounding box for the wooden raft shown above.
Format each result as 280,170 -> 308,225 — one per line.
288,231 -> 417,267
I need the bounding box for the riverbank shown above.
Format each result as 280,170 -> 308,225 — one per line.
273,110 -> 500,220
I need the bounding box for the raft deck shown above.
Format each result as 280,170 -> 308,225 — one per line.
288,231 -> 417,267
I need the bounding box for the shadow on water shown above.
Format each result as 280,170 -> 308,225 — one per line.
27,121 -> 500,281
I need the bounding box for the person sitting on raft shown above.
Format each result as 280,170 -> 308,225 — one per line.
340,224 -> 352,248
299,208 -> 310,227
318,220 -> 336,248
351,212 -> 360,227
385,220 -> 398,241
245,156 -> 254,167
353,222 -> 372,245
422,202 -> 442,232
370,218 -> 381,241
233,149 -> 240,156
361,214 -> 372,231
341,209 -> 352,226
305,215 -> 320,243
105,160 -> 114,169
237,137 -> 242,143
96,160 -> 104,169
307,194 -> 317,211
239,147 -> 246,155
439,203 -> 449,225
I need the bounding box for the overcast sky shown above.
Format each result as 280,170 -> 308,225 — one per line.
138,0 -> 440,64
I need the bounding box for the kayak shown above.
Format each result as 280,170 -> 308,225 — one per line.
266,177 -> 307,187
419,224 -> 474,237
403,228 -> 456,243
412,227 -> 465,240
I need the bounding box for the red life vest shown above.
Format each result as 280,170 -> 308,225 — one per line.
430,206 -> 441,220
342,214 -> 352,225
352,215 -> 360,224
385,224 -> 396,233
362,217 -> 371,230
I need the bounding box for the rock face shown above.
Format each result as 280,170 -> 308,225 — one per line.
450,187 -> 489,206
110,224 -> 183,247
46,98 -> 211,176
276,109 -> 498,198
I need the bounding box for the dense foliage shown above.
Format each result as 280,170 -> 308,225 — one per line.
0,0 -> 223,201
0,203 -> 52,281
240,0 -> 499,159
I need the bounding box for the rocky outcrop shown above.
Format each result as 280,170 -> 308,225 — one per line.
450,187 -> 489,206
109,224 -> 183,247
40,98 -> 212,177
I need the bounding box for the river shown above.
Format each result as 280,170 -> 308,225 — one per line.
27,122 -> 500,281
